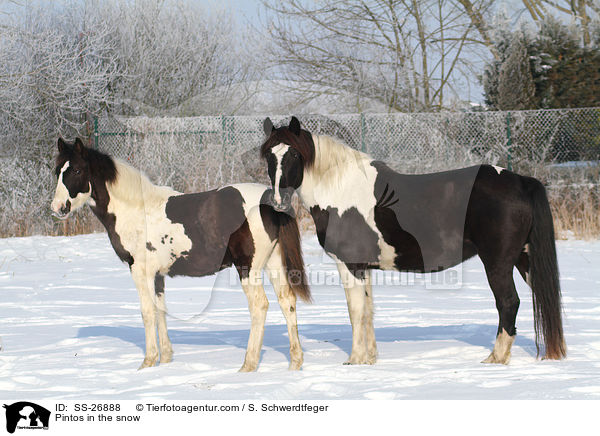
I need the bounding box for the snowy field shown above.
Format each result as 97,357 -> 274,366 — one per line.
1,233 -> 600,400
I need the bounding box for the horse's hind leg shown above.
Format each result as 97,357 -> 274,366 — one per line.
154,274 -> 173,364
267,243 -> 303,370
239,270 -> 269,372
365,271 -> 377,364
481,262 -> 520,364
515,246 -> 530,285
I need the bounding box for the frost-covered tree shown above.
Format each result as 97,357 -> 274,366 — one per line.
484,17 -> 600,110
0,0 -> 257,236
97,0 -> 256,116
497,34 -> 536,110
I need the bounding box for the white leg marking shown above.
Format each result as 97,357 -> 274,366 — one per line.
337,262 -> 371,365
364,271 -> 377,364
267,244 -> 303,370
239,275 -> 269,372
156,291 -> 173,364
482,328 -> 515,364
131,265 -> 159,369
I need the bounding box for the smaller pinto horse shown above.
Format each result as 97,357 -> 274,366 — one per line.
51,138 -> 310,371
261,116 -> 566,366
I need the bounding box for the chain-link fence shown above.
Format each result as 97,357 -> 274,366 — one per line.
94,108 -> 600,193
2,108 -> 599,238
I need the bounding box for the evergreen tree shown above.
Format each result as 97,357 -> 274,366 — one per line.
483,17 -> 600,110
497,34 -> 536,110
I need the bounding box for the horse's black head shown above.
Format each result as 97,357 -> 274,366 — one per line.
260,116 -> 315,212
51,138 -> 93,219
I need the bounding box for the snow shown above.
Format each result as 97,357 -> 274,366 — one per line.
1,233 -> 600,400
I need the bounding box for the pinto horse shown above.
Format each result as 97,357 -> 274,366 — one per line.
260,116 -> 566,365
51,138 -> 310,371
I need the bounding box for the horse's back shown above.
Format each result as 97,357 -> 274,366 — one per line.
165,187 -> 249,277
164,184 -> 278,277
370,162 -> 534,272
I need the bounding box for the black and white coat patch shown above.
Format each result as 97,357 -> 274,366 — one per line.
51,138 -> 310,372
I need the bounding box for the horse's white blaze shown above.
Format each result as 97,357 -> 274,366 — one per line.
51,161 -> 71,213
271,143 -> 289,204
493,165 -> 504,174
51,161 -> 92,215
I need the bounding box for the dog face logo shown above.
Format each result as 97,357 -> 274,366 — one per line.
3,402 -> 50,434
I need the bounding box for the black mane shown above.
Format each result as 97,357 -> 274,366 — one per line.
55,140 -> 118,185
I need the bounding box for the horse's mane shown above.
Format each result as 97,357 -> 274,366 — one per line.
309,134 -> 373,183
260,127 -> 316,168
108,159 -> 179,209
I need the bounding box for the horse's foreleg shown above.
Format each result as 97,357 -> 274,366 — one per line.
154,274 -> 173,364
337,262 -> 370,365
267,244 -> 303,370
131,265 -> 159,369
364,271 -> 377,364
239,272 -> 269,372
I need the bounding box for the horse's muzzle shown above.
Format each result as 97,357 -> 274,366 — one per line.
268,190 -> 293,213
51,200 -> 71,220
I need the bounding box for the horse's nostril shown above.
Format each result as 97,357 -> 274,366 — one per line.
60,200 -> 71,215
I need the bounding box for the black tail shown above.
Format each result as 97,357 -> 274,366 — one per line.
276,210 -> 311,303
526,177 -> 566,359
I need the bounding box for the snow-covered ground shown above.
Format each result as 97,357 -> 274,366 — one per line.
1,233 -> 599,400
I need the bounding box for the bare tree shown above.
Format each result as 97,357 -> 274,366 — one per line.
261,0 -> 495,111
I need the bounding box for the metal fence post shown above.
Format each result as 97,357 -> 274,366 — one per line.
94,116 -> 99,150
360,113 -> 366,152
506,111 -> 513,171
221,115 -> 227,160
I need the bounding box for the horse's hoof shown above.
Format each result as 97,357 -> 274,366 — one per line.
239,363 -> 258,372
482,352 -> 510,365
160,351 -> 173,364
288,361 -> 303,371
343,356 -> 370,365
138,358 -> 158,370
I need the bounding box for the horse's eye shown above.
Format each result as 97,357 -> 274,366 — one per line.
74,168 -> 81,175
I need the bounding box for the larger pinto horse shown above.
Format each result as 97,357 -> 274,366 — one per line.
260,116 -> 565,365
51,138 -> 310,371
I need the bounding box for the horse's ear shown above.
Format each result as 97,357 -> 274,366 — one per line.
73,138 -> 88,158
263,117 -> 274,136
57,138 -> 67,153
289,116 -> 301,136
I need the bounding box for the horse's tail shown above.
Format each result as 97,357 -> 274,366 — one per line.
525,177 -> 566,359
276,210 -> 311,303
